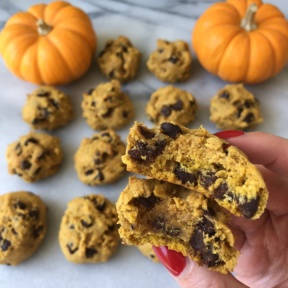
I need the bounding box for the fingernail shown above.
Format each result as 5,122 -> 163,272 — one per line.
214,130 -> 244,140
153,246 -> 186,276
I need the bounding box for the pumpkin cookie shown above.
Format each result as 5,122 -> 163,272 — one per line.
146,85 -> 197,125
0,191 -> 47,265
210,84 -> 263,130
6,132 -> 63,183
74,129 -> 126,186
59,194 -> 119,264
82,80 -> 134,130
98,36 -> 141,82
22,86 -> 74,130
121,122 -> 268,219
147,39 -> 192,83
117,177 -> 239,273
137,243 -> 159,263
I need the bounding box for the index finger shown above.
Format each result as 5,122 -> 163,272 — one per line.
216,131 -> 288,178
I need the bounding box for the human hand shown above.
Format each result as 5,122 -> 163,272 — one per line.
154,130 -> 288,288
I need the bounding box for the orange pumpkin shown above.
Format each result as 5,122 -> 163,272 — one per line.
192,0 -> 288,84
0,1 -> 97,85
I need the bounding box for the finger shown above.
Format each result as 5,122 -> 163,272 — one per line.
218,131 -> 288,178
153,247 -> 248,288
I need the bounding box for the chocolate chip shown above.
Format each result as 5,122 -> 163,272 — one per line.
202,249 -> 223,268
29,209 -> 39,219
121,45 -> 128,53
219,90 -> 230,100
15,142 -> 21,151
37,151 -> 49,160
37,90 -> 50,97
85,248 -> 97,258
161,122 -> 182,139
96,202 -> 106,212
244,100 -> 254,108
85,169 -> 94,176
87,88 -> 94,95
1,239 -> 11,251
222,143 -> 230,154
212,163 -> 224,170
161,105 -> 171,117
24,138 -> 38,146
101,132 -> 112,143
150,254 -> 155,259
130,194 -> 161,210
158,49 -> 163,53
11,228 -> 18,235
122,110 -> 128,118
49,99 -> 59,110
151,216 -> 166,231
238,196 -> 259,219
69,224 -> 75,230
21,160 -> 31,170
198,217 -> 216,236
91,101 -> 96,107
237,107 -> 243,118
116,52 -> 123,59
189,227 -> 205,252
14,201 -> 26,210
204,206 -> 216,217
33,226 -> 43,238
81,218 -> 93,228
166,227 -> 181,237
138,126 -> 155,139
213,182 -> 228,200
67,243 -> 78,254
171,100 -> 183,111
102,108 -> 114,118
200,172 -> 217,189
174,164 -> 197,185
243,112 -> 254,124
34,167 -> 42,175
95,169 -> 104,181
109,70 -> 115,78
169,56 -> 178,64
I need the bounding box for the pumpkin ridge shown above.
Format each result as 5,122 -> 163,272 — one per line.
42,35 -> 75,79
259,27 -> 288,43
55,26 -> 94,52
43,2 -> 72,25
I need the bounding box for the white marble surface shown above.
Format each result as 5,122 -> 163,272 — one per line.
0,1 -> 288,288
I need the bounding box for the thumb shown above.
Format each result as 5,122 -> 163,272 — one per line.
153,246 -> 248,288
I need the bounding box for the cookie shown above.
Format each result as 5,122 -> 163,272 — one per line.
59,194 -> 119,264
0,191 -> 47,265
121,122 -> 268,219
146,85 -> 197,125
137,243 -> 159,263
74,129 -> 126,186
6,132 -> 63,183
82,80 -> 135,130
117,177 -> 239,273
98,36 -> 141,82
22,86 -> 74,131
147,39 -> 192,83
210,84 -> 263,130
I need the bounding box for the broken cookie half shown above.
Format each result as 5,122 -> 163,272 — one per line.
116,177 -> 239,274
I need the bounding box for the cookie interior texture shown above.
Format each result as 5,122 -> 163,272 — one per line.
117,177 -> 239,273
0,191 -> 47,265
122,122 -> 268,220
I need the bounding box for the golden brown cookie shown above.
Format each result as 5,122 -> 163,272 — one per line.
137,243 -> 159,263
146,85 -> 197,125
210,84 -> 263,130
74,129 -> 126,186
98,36 -> 141,82
117,177 -> 238,273
82,80 -> 134,130
6,132 -> 63,183
147,39 -> 192,83
0,191 -> 47,265
59,194 -> 119,264
121,122 -> 268,219
22,86 -> 74,131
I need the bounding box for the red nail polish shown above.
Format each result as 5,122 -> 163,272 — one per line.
153,246 -> 186,276
214,130 -> 244,140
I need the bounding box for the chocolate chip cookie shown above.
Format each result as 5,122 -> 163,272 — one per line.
210,84 -> 263,130
59,194 -> 119,264
22,86 -> 74,130
74,129 -> 126,186
98,36 -> 141,82
121,122 -> 268,219
137,243 -> 159,263
0,191 -> 47,265
117,177 -> 239,273
146,85 -> 197,125
147,39 -> 192,83
6,132 -> 63,183
82,80 -> 135,130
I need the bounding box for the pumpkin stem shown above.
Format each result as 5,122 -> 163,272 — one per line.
240,3 -> 258,32
37,19 -> 52,36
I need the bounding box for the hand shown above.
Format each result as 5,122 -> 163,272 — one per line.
154,130 -> 288,288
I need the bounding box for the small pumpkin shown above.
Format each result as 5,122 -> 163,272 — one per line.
192,0 -> 288,84
0,1 -> 96,85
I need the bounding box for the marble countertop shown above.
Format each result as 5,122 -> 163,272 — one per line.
0,1 -> 288,288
